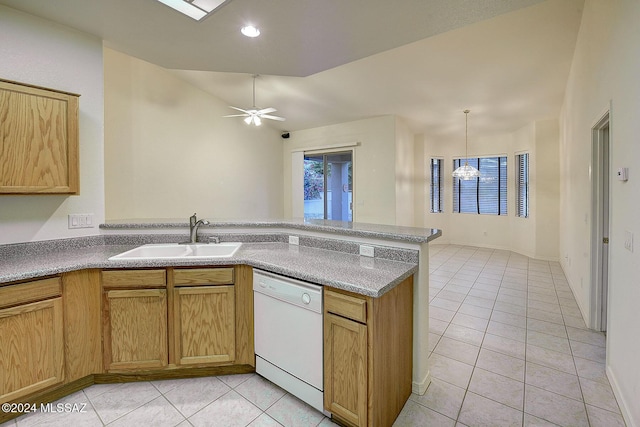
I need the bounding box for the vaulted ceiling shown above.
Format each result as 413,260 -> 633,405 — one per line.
0,0 -> 584,139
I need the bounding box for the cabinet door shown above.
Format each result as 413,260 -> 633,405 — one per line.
0,79 -> 79,194
173,286 -> 235,365
0,298 -> 64,404
324,312 -> 367,427
103,289 -> 168,371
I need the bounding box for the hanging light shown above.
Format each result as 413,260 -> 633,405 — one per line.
452,109 -> 481,180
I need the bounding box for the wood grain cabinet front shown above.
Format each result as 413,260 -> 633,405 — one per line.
0,278 -> 64,404
173,285 -> 235,366
0,79 -> 79,194
103,288 -> 168,371
324,310 -> 368,427
101,270 -> 168,372
171,268 -> 236,366
101,267 -> 243,372
324,276 -> 414,427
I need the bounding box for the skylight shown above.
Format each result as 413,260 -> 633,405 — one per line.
155,0 -> 227,21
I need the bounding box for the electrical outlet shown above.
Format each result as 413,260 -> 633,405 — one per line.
68,213 -> 94,229
288,235 -> 299,245
359,245 -> 375,257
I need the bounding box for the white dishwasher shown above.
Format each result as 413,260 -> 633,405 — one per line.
253,269 -> 326,413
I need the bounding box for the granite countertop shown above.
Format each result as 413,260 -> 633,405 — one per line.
0,241 -> 418,297
101,218 -> 442,244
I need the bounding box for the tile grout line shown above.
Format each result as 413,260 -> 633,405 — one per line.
521,254 -> 530,427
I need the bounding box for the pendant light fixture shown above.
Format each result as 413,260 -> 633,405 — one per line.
452,109 -> 481,180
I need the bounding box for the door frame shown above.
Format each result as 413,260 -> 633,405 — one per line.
291,142 -> 359,221
590,107 -> 611,332
302,147 -> 356,222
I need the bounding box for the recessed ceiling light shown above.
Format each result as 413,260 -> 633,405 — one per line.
155,0 -> 227,21
241,25 -> 260,38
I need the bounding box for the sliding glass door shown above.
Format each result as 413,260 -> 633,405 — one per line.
303,151 -> 352,221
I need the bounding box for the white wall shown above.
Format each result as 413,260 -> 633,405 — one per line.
283,116 -> 398,224
421,120 -> 559,260
0,6 -> 104,245
560,0 -> 640,425
534,120 -> 560,260
395,117 -> 415,226
104,48 -> 284,220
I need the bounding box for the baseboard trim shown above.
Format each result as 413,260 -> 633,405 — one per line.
94,364 -> 254,384
412,370 -> 431,395
606,364 -> 637,427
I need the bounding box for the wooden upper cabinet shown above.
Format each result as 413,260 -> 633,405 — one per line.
0,79 -> 79,194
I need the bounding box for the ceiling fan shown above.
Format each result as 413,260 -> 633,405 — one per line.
224,75 -> 285,126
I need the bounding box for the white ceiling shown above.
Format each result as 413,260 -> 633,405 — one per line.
0,0 -> 584,139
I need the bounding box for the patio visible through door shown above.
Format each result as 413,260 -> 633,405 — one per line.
303,151 -> 352,221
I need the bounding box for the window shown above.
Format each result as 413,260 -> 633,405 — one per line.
516,153 -> 529,218
453,156 -> 507,215
430,158 -> 443,213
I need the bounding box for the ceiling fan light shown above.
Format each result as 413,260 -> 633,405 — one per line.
225,75 -> 285,124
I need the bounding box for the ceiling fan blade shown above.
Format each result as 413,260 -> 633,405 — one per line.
260,114 -> 286,121
257,107 -> 276,115
223,114 -> 249,118
228,106 -> 250,114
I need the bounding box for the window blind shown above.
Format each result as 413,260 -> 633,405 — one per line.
516,153 -> 529,218
453,156 -> 507,215
430,158 -> 443,213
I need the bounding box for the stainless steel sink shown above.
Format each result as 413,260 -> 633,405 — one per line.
108,242 -> 242,261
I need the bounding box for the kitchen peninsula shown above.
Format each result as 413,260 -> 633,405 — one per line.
0,219 -> 440,426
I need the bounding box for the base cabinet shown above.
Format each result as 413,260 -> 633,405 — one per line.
103,289 -> 168,371
172,267 -> 236,366
324,312 -> 368,426
102,267 -> 239,372
62,270 -> 103,383
324,276 -> 414,427
0,278 -> 64,404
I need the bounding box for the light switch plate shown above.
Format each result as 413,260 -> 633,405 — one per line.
68,213 -> 94,229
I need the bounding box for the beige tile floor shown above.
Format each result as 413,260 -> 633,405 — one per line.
1,245 -> 626,427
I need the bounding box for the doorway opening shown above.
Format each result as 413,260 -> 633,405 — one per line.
590,111 -> 610,332
303,151 -> 353,221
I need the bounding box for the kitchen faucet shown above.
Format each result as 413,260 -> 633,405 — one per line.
188,213 -> 209,243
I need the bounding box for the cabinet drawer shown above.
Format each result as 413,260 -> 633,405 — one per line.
0,277 -> 62,309
102,270 -> 166,289
325,288 -> 367,323
173,268 -> 234,286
